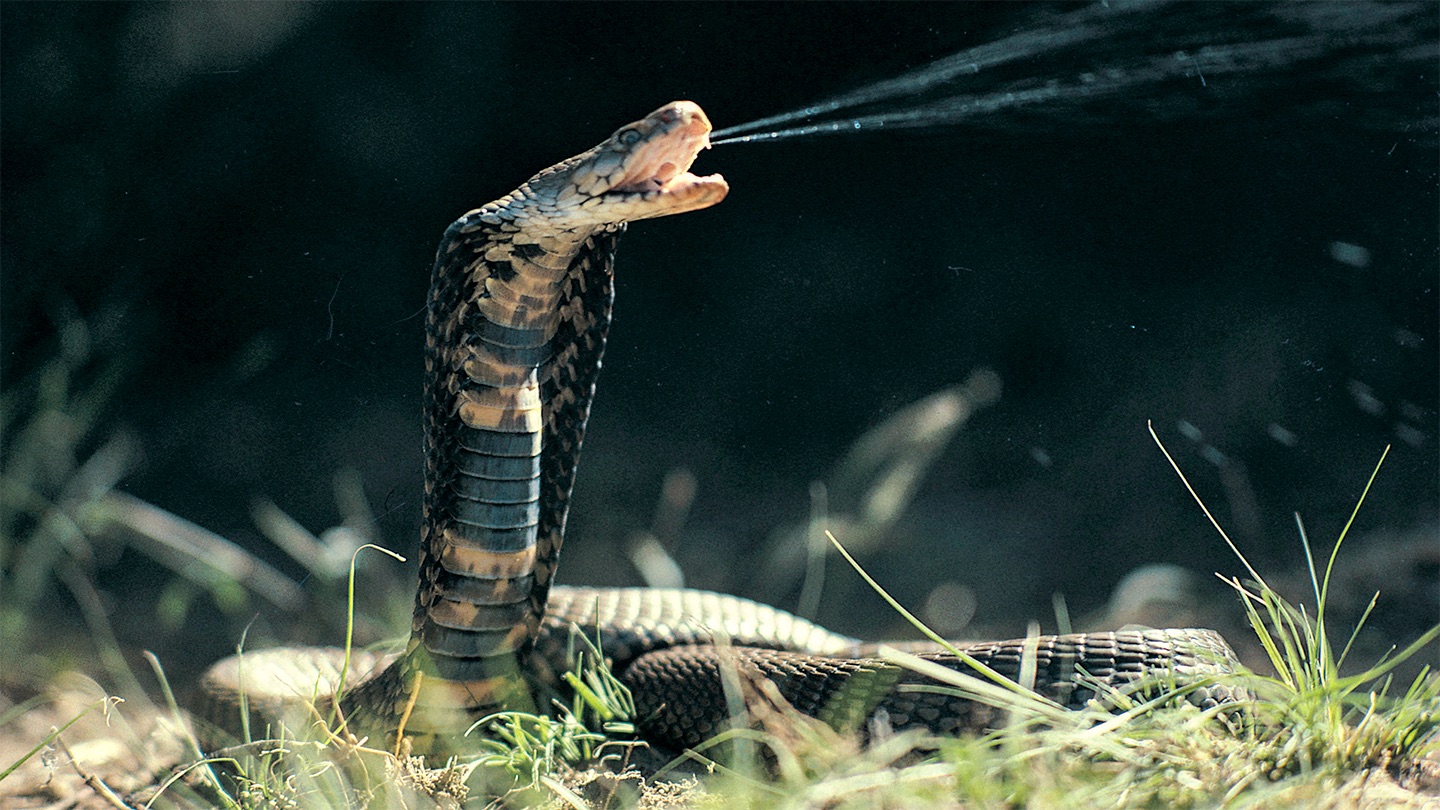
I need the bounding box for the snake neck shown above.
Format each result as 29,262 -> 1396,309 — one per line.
394,213 -> 620,735
344,101 -> 725,752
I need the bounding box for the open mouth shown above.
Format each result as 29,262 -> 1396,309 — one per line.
595,102 -> 729,214
612,170 -> 716,197
653,161 -> 679,185
609,118 -> 716,196
612,158 -> 707,195
610,160 -> 725,198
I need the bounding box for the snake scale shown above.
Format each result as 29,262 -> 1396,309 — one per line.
197,101 -> 1241,756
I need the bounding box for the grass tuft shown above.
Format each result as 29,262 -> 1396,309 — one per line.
466,629 -> 644,802
3,333 -> 1434,807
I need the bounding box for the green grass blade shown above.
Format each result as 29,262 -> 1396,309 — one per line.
1148,421 -> 1268,589
142,650 -> 239,807
1335,591 -> 1380,672
0,696 -> 121,782
332,542 -> 404,721
827,530 -> 1060,704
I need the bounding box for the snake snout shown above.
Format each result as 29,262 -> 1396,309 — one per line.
653,100 -> 711,134
610,103 -> 713,194
591,101 -> 727,219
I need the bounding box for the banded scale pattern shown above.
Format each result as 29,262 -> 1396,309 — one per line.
352,101 -> 724,749
404,214 -> 622,737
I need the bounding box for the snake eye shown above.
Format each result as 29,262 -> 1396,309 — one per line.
617,128 -> 643,146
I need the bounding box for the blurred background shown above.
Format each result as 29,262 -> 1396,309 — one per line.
3,2 -> 1436,689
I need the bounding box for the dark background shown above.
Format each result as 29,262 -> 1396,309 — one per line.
4,3 -> 1436,683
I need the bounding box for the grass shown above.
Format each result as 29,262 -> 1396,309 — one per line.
647,459 -> 1437,810
1,329 -> 1436,808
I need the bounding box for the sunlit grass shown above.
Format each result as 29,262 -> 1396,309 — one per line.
1,323 -> 1434,807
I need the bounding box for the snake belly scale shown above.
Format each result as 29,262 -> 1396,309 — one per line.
196,101 -> 1241,755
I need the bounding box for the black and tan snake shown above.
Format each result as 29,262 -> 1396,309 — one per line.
197,101 -> 1241,756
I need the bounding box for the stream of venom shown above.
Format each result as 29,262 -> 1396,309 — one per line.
711,1 -> 1434,145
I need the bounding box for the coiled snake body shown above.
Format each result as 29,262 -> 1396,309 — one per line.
198,102 -> 1240,755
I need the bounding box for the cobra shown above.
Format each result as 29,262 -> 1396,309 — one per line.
197,101 -> 1240,756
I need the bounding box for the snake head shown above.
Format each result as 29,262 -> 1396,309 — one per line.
519,100 -> 729,226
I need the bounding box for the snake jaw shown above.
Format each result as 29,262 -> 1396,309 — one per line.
523,101 -> 728,225
604,102 -> 728,219
608,104 -> 708,188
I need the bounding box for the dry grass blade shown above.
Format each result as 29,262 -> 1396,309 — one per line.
101,491 -> 305,611
0,695 -> 123,782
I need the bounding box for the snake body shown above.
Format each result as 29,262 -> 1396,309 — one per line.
197,102 -> 1240,756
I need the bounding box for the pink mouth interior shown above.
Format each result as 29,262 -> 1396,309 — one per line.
612,131 -> 710,194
